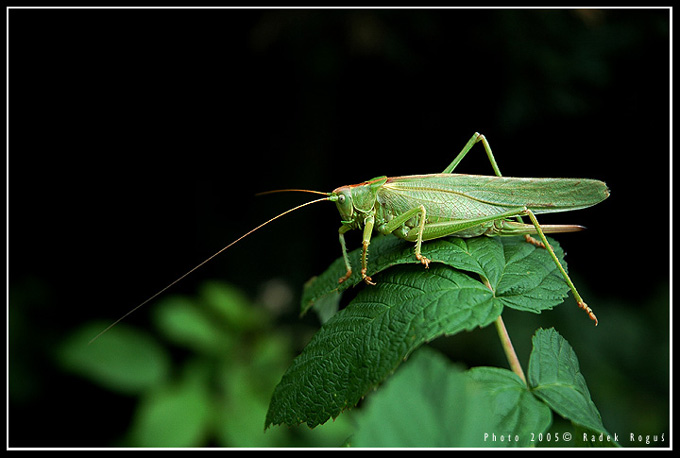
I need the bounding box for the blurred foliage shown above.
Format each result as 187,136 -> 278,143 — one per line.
55,281 -> 353,447
10,7 -> 669,448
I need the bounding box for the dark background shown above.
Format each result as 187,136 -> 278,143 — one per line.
10,8 -> 669,447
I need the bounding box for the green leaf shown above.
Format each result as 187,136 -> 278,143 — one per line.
351,347 -> 494,447
467,367 -> 552,446
351,348 -> 552,447
528,328 -> 610,438
152,295 -> 235,355
128,360 -> 213,447
57,322 -> 170,395
199,281 -> 267,330
152,282 -> 267,354
309,289 -> 342,324
215,360 -> 293,447
266,264 -> 501,429
269,236 -> 573,429
302,235 -> 569,316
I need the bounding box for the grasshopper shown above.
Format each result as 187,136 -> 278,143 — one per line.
326,133 -> 609,324
91,132 -> 608,343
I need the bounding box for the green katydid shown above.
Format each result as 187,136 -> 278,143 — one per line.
327,132 -> 609,325
90,132 -> 608,343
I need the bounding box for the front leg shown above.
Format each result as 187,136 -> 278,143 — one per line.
337,225 -> 353,284
360,214 -> 376,285
337,215 -> 377,286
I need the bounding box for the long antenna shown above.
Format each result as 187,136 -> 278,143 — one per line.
255,188 -> 331,197
89,195 -> 330,344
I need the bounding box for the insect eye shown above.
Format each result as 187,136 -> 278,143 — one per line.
338,194 -> 346,204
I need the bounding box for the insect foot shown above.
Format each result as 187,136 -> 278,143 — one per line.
578,301 -> 599,326
524,234 -> 546,249
362,274 -> 376,286
338,270 -> 352,284
416,253 -> 431,268
360,264 -> 377,285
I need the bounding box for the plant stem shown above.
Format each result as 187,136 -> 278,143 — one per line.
479,275 -> 527,384
494,316 -> 527,385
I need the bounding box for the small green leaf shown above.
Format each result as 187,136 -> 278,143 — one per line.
468,366 -> 552,446
152,295 -> 234,354
351,347 -> 494,447
199,281 -> 266,330
215,362 -> 286,447
351,348 -> 553,447
528,328 -> 610,439
57,322 -> 170,395
128,360 -> 212,447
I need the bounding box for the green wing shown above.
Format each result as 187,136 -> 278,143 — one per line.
378,174 -> 609,222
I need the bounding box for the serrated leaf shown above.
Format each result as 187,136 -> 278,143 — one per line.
269,236 -> 575,429
351,347 -> 494,447
266,264 -> 502,429
301,235 -> 569,316
57,322 -> 170,395
467,366 -> 552,446
528,328 -> 610,439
